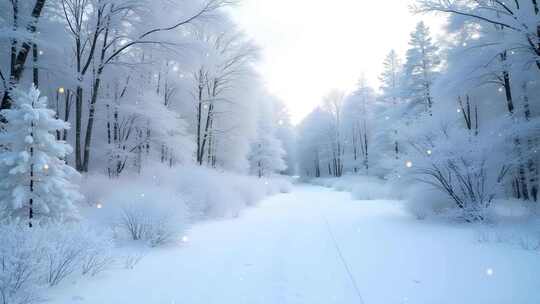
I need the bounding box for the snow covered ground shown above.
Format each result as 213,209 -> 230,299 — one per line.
49,185 -> 540,304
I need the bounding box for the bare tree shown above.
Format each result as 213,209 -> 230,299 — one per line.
193,31 -> 257,166
58,0 -> 231,172
323,90 -> 345,177
414,0 -> 540,71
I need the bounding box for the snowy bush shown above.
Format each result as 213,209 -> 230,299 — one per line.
308,175 -> 400,201
123,252 -> 146,270
0,221 -> 113,303
0,223 -> 43,304
232,178 -> 266,207
118,203 -> 178,247
43,223 -> 113,286
392,101 -> 514,222
81,164 -> 287,246
161,165 -> 281,219
404,183 -> 455,220
81,169 -> 189,247
266,176 -> 293,195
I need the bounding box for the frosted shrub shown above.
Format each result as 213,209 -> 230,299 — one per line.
233,178 -> 265,206
405,183 -> 454,220
172,166 -> 271,219
414,158 -> 507,221
266,176 -> 293,194
119,204 -> 177,247
80,233 -> 114,277
44,223 -> 113,286
123,252 -> 146,270
0,223 -> 43,304
44,226 -> 85,286
113,184 -> 187,247
399,111 -> 511,222
350,176 -> 394,200
0,221 -> 112,303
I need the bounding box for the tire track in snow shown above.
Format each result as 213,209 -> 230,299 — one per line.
323,217 -> 365,304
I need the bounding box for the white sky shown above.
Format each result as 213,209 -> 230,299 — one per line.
230,0 -> 445,123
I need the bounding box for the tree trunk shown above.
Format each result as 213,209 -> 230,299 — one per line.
522,82 -> 538,201
62,90 -> 71,141
32,43 -> 38,87
75,86 -> 83,170
501,52 -> 515,114
196,77 -> 203,164
515,136 -> 530,200
82,73 -> 102,172
1,0 -> 47,110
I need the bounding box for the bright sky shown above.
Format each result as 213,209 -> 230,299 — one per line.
230,0 -> 445,123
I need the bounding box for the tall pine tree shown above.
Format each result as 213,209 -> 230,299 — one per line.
403,22 -> 440,114
379,50 -> 403,105
0,86 -> 81,226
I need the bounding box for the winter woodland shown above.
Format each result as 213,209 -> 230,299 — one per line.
1,0 -> 539,303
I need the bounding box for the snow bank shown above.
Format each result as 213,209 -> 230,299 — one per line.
80,163 -> 292,244
307,175 -> 537,223
0,221 -> 113,304
403,183 -> 455,220
309,175 -> 402,200
0,163 -> 292,303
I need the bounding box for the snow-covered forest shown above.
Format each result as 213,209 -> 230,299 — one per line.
1,0 -> 539,303
299,3 -> 540,221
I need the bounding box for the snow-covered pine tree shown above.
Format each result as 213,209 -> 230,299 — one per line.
0,86 -> 81,227
379,50 -> 405,162
403,22 -> 440,114
379,50 -> 403,105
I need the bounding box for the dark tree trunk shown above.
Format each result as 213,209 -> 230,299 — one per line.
82,72 -> 102,172
32,43 -> 38,87
196,75 -> 204,164
1,0 -> 47,110
501,52 -> 515,114
522,82 -> 538,201
63,89 -> 71,141
75,86 -> 83,170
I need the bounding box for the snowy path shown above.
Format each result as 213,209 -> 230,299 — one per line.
52,185 -> 539,304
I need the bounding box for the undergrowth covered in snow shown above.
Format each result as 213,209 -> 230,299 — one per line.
309,175 -> 539,223
82,164 -> 292,231
0,164 -> 291,304
0,221 -> 113,304
308,175 -> 403,201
